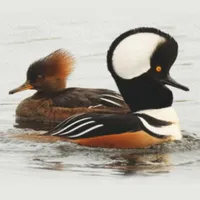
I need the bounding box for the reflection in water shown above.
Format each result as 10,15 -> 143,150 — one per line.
32,158 -> 65,171
14,118 -> 59,131
29,149 -> 171,176
10,131 -> 198,176
105,153 -> 171,176
2,128 -> 200,177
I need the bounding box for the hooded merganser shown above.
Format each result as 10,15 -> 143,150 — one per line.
44,27 -> 189,148
9,49 -> 128,127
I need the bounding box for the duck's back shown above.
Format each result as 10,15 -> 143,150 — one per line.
52,87 -> 127,108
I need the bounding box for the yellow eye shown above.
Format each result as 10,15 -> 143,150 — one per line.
156,66 -> 162,72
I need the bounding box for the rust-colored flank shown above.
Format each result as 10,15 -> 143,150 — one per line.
12,131 -> 172,149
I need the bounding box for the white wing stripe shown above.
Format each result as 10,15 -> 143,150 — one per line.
50,113 -> 85,133
100,98 -> 122,107
101,94 -> 123,101
51,117 -> 92,136
88,104 -> 103,109
68,124 -> 104,138
60,121 -> 95,136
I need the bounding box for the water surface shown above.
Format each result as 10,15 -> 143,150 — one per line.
0,0 -> 200,198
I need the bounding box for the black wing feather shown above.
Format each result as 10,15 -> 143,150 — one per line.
45,113 -> 142,139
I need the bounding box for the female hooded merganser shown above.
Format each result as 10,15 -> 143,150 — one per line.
9,49 -> 128,126
44,27 -> 189,149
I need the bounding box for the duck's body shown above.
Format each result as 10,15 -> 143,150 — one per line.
16,87 -> 128,124
46,107 -> 180,148
9,49 -> 128,128
44,27 -> 189,148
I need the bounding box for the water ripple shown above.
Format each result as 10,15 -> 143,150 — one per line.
1,37 -> 62,45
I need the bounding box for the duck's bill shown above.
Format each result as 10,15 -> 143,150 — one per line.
9,81 -> 33,95
161,75 -> 189,91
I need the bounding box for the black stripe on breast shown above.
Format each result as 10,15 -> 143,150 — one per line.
135,113 -> 172,127
134,113 -> 172,139
141,126 -> 169,139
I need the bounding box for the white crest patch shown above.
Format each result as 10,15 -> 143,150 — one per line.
135,107 -> 182,140
112,32 -> 165,79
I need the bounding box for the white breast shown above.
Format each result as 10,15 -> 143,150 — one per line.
135,107 -> 182,140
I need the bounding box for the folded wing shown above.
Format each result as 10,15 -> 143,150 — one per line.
46,113 -> 142,139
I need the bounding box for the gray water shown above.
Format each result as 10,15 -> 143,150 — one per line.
0,0 -> 200,199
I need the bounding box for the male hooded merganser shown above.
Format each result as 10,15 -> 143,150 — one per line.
9,49 -> 128,126
44,27 -> 189,148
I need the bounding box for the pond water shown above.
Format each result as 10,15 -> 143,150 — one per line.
0,0 -> 200,199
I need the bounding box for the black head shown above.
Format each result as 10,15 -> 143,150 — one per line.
107,27 -> 189,112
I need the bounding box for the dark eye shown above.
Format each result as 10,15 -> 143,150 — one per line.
37,75 -> 44,79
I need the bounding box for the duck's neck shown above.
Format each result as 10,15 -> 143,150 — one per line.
113,75 -> 181,139
45,77 -> 66,92
34,78 -> 67,97
114,74 -> 173,112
